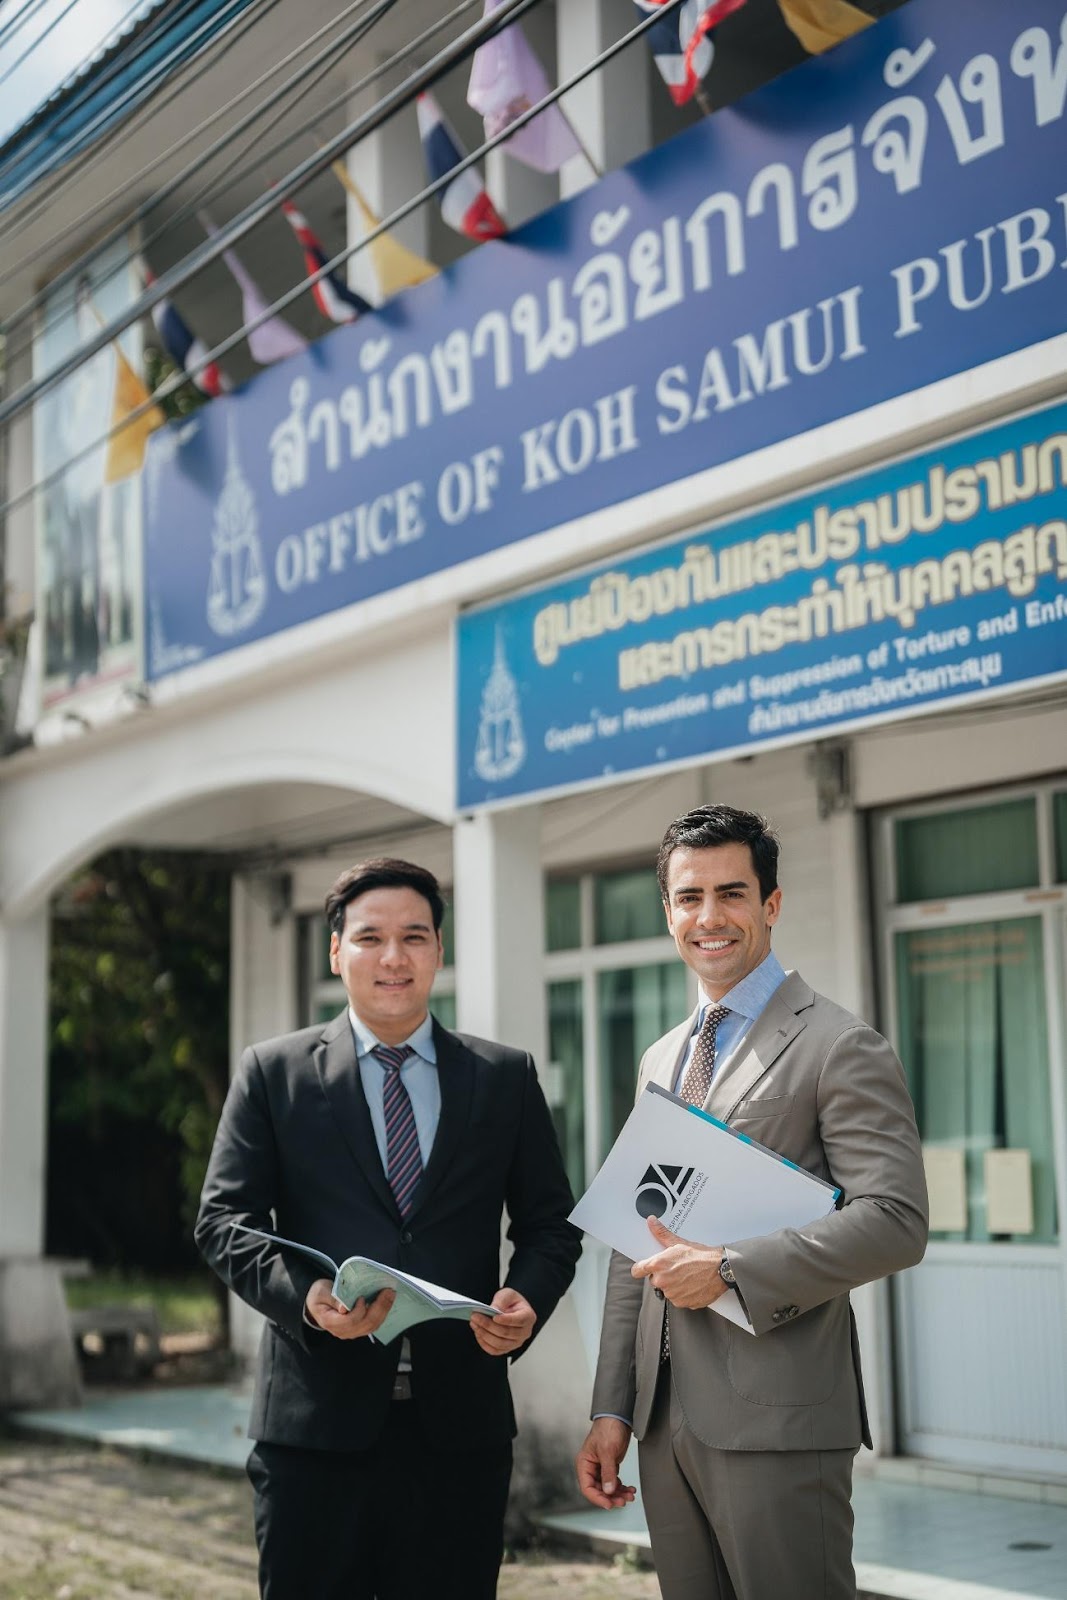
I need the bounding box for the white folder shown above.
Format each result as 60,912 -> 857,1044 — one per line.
570,1083 -> 840,1331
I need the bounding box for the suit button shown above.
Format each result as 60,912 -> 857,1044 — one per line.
399,1230 -> 413,1245
772,1310 -> 783,1323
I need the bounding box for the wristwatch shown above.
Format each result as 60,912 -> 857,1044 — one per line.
718,1251 -> 737,1288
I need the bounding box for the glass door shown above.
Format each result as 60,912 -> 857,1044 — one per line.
883,788 -> 1067,1476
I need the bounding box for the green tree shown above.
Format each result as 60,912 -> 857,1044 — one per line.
48,849 -> 232,1332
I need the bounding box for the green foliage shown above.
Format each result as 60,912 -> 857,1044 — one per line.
143,341 -> 209,421
48,849 -> 231,1270
65,1269 -> 222,1337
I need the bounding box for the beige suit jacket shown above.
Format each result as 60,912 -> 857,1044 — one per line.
590,970 -> 928,1452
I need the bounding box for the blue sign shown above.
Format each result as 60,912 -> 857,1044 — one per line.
144,0 -> 1067,679
456,401 -> 1067,807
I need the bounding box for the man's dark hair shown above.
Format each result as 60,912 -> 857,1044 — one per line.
325,858 -> 445,937
656,806 -> 780,903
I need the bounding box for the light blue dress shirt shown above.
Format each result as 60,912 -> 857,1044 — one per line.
672,950 -> 787,1094
349,1009 -> 441,1168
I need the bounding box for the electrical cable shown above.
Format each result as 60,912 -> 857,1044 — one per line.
0,0 -> 292,273
0,0 -> 401,354
0,0 -> 258,204
0,0 -> 550,430
0,0 -> 54,55
0,0 -> 394,310
0,0 -> 686,529
0,0 -> 95,94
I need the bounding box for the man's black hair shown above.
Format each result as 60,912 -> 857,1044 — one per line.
656,805 -> 780,903
325,858 -> 445,936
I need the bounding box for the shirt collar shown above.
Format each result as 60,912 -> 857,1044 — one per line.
348,1007 -> 438,1064
697,950 -> 786,1025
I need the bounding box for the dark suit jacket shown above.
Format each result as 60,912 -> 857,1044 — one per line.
195,1011 -> 581,1453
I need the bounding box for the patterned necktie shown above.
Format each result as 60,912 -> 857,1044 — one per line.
375,1044 -> 423,1217
662,1004 -> 730,1363
679,1003 -> 730,1107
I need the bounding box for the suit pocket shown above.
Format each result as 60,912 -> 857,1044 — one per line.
731,1092 -> 795,1121
726,1305 -> 840,1407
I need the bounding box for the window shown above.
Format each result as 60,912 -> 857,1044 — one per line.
544,866 -> 693,1189
895,798 -> 1038,902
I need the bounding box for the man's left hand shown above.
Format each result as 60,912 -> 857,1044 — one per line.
470,1287 -> 537,1356
631,1216 -> 729,1308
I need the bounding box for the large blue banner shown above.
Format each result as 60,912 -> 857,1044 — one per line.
144,0 -> 1067,679
456,402 -> 1067,807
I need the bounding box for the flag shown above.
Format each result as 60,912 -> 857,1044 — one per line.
330,160 -> 438,299
201,213 -> 308,365
776,0 -> 872,55
635,0 -> 747,107
106,340 -> 167,482
280,200 -> 372,324
76,281 -> 165,483
467,0 -> 584,174
143,268 -> 229,397
416,91 -> 506,241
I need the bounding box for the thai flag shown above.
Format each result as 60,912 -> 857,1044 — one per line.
145,270 -> 229,397
281,202 -> 371,324
416,90 -> 506,242
634,0 -> 747,107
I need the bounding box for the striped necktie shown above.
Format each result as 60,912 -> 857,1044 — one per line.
375,1044 -> 422,1217
662,1003 -> 731,1363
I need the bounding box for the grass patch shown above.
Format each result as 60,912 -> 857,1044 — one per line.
64,1270 -> 221,1338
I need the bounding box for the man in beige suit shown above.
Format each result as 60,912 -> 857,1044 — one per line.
576,805 -> 928,1599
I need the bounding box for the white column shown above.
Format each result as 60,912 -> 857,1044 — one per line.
345,67 -> 432,306
453,805 -> 545,1064
0,908 -> 80,1407
556,0 -> 651,197
0,910 -> 49,1257
226,874 -> 297,1361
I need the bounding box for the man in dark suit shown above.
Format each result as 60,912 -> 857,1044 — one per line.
196,857 -> 580,1600
575,806 -> 927,1599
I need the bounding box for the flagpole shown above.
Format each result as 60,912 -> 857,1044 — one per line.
557,105 -> 602,180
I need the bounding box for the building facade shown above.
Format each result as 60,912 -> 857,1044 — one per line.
1,0 -> 1065,1494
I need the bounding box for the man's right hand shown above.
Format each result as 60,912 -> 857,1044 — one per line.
575,1416 -> 636,1509
305,1277 -> 396,1340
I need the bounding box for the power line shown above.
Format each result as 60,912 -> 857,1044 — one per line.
0,0 -> 54,55
0,0 -> 400,352
0,0 -> 256,204
0,0 -> 684,524
0,0 -> 547,431
0,0 -> 89,94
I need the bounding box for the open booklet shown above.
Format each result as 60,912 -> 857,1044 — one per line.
570,1084 -> 840,1333
229,1223 -> 499,1344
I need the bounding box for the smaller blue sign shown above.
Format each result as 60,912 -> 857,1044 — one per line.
456,401 -> 1067,809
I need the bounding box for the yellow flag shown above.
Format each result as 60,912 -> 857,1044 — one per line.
330,161 -> 437,300
105,341 -> 166,483
777,0 -> 873,55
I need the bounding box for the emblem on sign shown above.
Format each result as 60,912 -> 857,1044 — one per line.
474,629 -> 526,782
207,418 -> 267,636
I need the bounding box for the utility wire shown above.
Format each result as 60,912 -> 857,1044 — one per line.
0,0 -> 290,274
3,0 -> 478,347
0,0 -> 257,203
0,0 -> 54,55
0,0 -> 94,94
0,0 -> 547,430
0,0 -> 397,351
0,0 -> 683,524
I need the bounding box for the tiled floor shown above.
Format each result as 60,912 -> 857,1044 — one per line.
14,1390 -> 1067,1599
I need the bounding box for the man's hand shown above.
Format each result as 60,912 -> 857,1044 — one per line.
575,1417 -> 636,1509
470,1287 -> 537,1356
631,1215 -> 728,1308
305,1277 -> 396,1339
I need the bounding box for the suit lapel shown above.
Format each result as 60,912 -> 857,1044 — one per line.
407,1021 -> 474,1221
644,1011 -> 697,1093
315,1009 -> 397,1217
706,971 -> 813,1121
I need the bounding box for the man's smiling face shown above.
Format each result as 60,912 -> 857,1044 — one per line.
330,885 -> 443,1043
663,842 -> 782,1001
